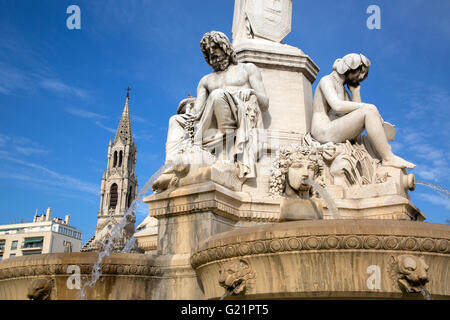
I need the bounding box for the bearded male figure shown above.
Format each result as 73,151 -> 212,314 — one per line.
153,31 -> 269,191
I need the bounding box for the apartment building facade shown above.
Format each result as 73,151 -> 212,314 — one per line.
0,207 -> 82,261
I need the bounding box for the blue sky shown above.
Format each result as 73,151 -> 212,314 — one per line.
0,0 -> 449,241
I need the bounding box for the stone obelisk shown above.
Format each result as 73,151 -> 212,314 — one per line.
232,0 -> 319,195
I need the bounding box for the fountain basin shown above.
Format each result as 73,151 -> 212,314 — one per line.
191,220 -> 450,299
0,252 -> 158,300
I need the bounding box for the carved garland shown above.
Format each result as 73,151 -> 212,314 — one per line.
191,235 -> 449,269
0,263 -> 163,281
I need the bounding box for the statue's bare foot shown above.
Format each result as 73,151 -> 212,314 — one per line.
152,172 -> 176,191
382,155 -> 416,169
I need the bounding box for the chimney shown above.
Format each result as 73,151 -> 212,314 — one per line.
64,215 -> 70,225
46,207 -> 52,221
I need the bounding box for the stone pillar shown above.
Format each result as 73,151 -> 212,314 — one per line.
143,180 -> 280,299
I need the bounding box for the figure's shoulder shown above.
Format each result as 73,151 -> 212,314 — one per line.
241,62 -> 259,73
199,73 -> 212,86
318,74 -> 332,87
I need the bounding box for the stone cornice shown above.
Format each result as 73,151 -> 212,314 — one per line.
191,220 -> 450,269
145,181 -> 280,222
0,253 -> 161,280
234,40 -> 320,83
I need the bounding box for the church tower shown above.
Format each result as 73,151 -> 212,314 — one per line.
82,88 -> 138,251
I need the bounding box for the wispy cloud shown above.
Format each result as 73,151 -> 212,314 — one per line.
0,134 -> 49,157
40,79 -> 88,99
0,154 -> 99,196
15,146 -> 48,156
416,193 -> 450,211
94,121 -> 116,134
66,107 -> 108,120
0,62 -> 89,100
131,115 -> 148,124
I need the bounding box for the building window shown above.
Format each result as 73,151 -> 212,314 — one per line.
0,240 -> 5,251
113,151 -> 118,167
109,183 -> 118,209
0,255 -> 3,260
119,151 -> 123,167
22,237 -> 44,249
127,186 -> 133,208
11,240 -> 18,250
9,253 -> 16,258
22,251 -> 42,256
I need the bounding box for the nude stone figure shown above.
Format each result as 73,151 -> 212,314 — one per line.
311,53 -> 415,169
193,31 -> 269,178
152,31 -> 269,191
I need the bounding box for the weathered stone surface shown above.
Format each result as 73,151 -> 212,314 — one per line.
0,252 -> 159,300
232,0 -> 292,43
191,220 -> 450,299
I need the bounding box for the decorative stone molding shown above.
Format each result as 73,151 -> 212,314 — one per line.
191,222 -> 450,269
0,263 -> 163,281
218,259 -> 255,296
146,181 -> 281,222
0,253 -> 162,281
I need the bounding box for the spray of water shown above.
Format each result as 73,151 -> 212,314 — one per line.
416,181 -> 450,199
420,286 -> 433,300
306,179 -> 341,219
79,162 -> 175,299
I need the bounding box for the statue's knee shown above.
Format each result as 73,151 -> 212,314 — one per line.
362,104 -> 380,116
169,115 -> 179,126
210,89 -> 227,101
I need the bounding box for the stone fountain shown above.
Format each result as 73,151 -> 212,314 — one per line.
0,0 -> 448,300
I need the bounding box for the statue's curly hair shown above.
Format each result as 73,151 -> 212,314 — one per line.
200,31 -> 238,67
269,145 -> 324,197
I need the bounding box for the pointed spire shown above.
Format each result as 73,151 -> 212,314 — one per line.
114,87 -> 133,145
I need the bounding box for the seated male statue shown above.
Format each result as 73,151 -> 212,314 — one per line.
153,31 -> 269,191
311,53 -> 415,169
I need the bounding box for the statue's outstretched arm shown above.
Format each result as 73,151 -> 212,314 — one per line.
246,63 -> 269,111
321,77 -> 364,114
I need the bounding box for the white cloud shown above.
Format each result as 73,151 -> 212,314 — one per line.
416,193 -> 450,210
0,134 -> 49,157
95,121 -> 116,134
66,107 -> 108,120
15,146 -> 48,156
40,79 -> 88,99
0,155 -> 99,196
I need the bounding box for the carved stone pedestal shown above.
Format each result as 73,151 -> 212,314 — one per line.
234,39 -> 319,142
143,180 -> 280,299
192,220 -> 450,300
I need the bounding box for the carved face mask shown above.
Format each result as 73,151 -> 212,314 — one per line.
288,161 -> 316,192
